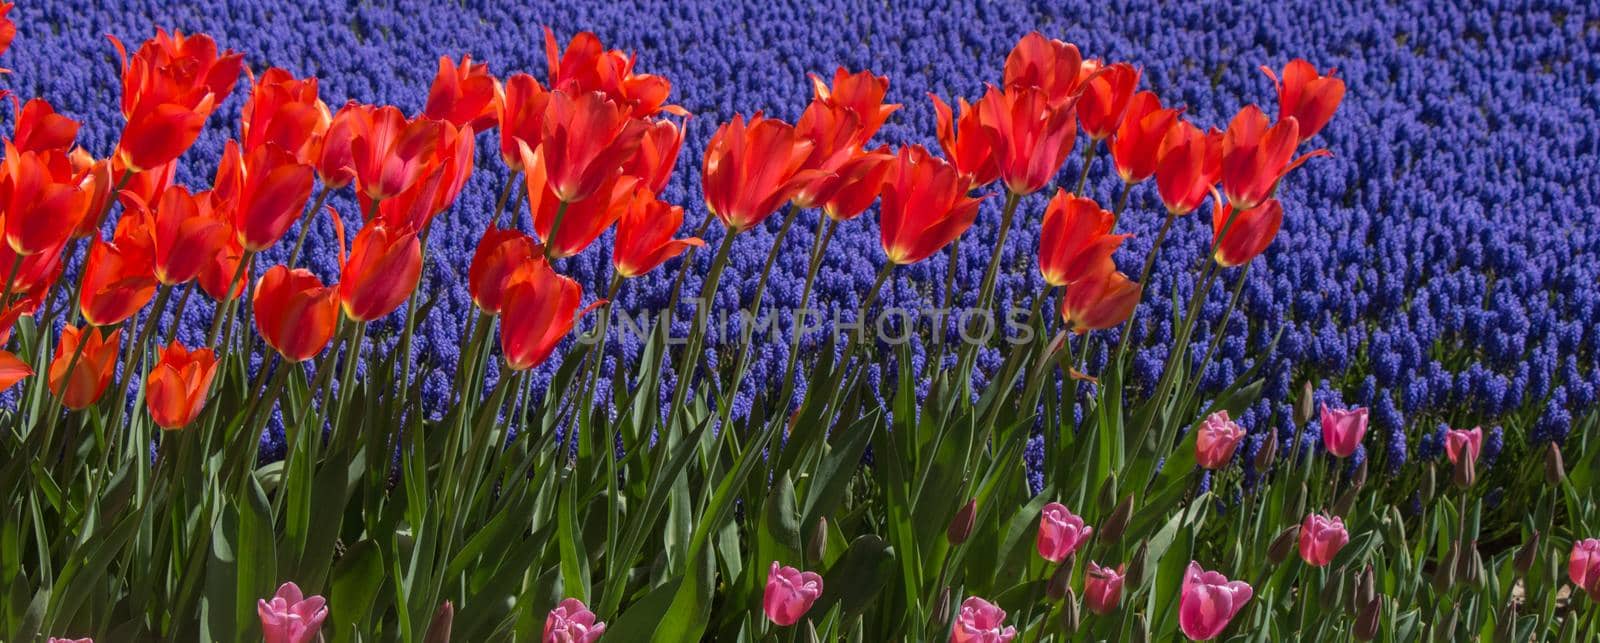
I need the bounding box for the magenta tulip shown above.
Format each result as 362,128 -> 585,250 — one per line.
257,582 -> 327,643
1084,562 -> 1126,615
950,596 -> 1017,643
1036,502 -> 1094,563
763,561 -> 823,627
1320,403 -> 1368,458
1196,410 -> 1247,470
1298,513 -> 1350,567
1444,426 -> 1483,467
542,598 -> 605,643
1570,538 -> 1600,601
1179,562 -> 1252,641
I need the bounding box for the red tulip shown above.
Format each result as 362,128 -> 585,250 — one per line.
144,341 -> 217,429
349,105 -> 445,204
790,100 -> 863,209
1179,562 -> 1252,640
1297,513 -> 1350,567
210,140 -> 245,211
48,324 -> 121,410
809,67 -> 899,145
543,27 -> 680,119
1109,91 -> 1181,185
68,148 -> 115,239
1038,190 -> 1128,287
498,73 -> 551,171
701,114 -> 819,233
3,142 -> 91,255
1220,105 -> 1321,209
234,142 -> 314,252
109,29 -> 242,171
878,145 -> 984,265
338,222 -> 422,322
1211,198 -> 1283,267
424,54 -> 501,131
253,265 -> 338,362
0,239 -> 66,304
539,90 -> 647,204
198,234 -> 246,302
1262,60 -> 1345,142
929,94 -> 998,187
1084,562 -> 1126,616
1319,404 -> 1369,459
0,3 -> 13,62
79,212 -> 158,327
613,188 -> 703,278
499,258 -> 597,371
1059,269 -> 1141,333
469,227 -> 541,314
1155,121 -> 1223,215
1077,62 -> 1140,141
977,84 -> 1077,196
377,120 -> 475,232
819,148 -> 894,222
522,142 -> 640,259
0,349 -> 30,393
12,98 -> 81,154
1003,32 -> 1087,108
1196,410 -> 1247,470
240,67 -> 330,165
621,116 -> 685,194
148,186 -> 230,285
313,102 -> 362,189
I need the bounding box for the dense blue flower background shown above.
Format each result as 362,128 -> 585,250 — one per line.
4,1 -> 1596,477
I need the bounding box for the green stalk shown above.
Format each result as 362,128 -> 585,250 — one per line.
104,284 -> 175,431
661,229 -> 737,441
1072,143 -> 1099,196
161,281 -> 197,346
542,200 -> 571,261
1113,209 -> 1177,361
284,184 -> 332,269
772,214 -> 838,440
956,191 -> 1023,389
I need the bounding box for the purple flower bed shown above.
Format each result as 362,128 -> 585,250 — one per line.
6,0 -> 1596,477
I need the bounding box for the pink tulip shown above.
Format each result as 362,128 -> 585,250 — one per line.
1297,513 -> 1350,567
1084,562 -> 1125,615
1035,502 -> 1094,563
950,596 -> 1017,643
1443,426 -> 1482,466
47,638 -> 92,643
1319,403 -> 1368,458
257,582 -> 327,643
1570,538 -> 1600,601
1178,561 -> 1252,641
543,598 -> 606,643
763,561 -> 823,626
1196,411 -> 1247,470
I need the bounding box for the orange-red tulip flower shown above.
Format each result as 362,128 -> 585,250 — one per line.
1061,269 -> 1141,333
1077,62 -> 1140,141
12,98 -> 81,154
543,27 -> 680,119
377,121 -> 475,232
820,148 -> 895,222
977,84 -> 1078,196
613,188 -> 703,278
1262,60 -> 1344,143
1038,190 -> 1130,287
350,105 -> 445,204
1212,198 -> 1284,267
499,258 -> 598,371
0,4 -> 13,62
878,145 -> 984,265
148,186 -> 230,285
929,94 -> 998,187
1109,91 -> 1181,185
79,211 -> 158,327
539,90 -> 647,204
469,227 -> 541,314
314,101 -> 362,189
68,148 -> 114,239
1155,121 -> 1223,216
0,348 -> 28,393
1219,105 -> 1311,209
48,324 -> 121,410
791,100 -> 863,209
622,116 -> 685,194
424,54 -> 501,132
109,29 -> 242,171
809,67 -> 899,145
702,113 -> 819,233
3,142 -> 91,255
234,143 -> 314,251
198,234 -> 246,302
253,265 -> 338,362
144,341 -> 217,429
522,141 -> 639,259
0,238 -> 66,303
240,67 -> 330,165
1004,33 -> 1087,108
498,73 -> 550,171
338,222 -> 421,322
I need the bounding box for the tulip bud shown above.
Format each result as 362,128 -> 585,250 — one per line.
1451,451 -> 1476,489
1296,380 -> 1315,426
1432,542 -> 1458,592
928,586 -> 951,630
1420,467 -> 1436,504
1267,524 -> 1300,565
1131,612 -> 1149,643
1125,541 -> 1149,588
807,517 -> 829,564
1097,474 -> 1118,513
1440,607 -> 1460,642
1318,569 -> 1344,612
1058,587 -> 1080,634
947,499 -> 976,545
1254,431 -> 1278,471
1545,442 -> 1565,486
1100,495 -> 1133,544
1334,486 -> 1359,517
1354,597 -> 1381,641
1513,531 -> 1540,577
1462,548 -> 1483,588
1352,458 -> 1368,489
1356,564 -> 1376,608
423,600 -> 453,643
1047,560 -> 1074,601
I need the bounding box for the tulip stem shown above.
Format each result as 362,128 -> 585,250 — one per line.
39,327 -> 93,459
1073,143 -> 1098,196
0,253 -> 23,314
1109,180 -> 1132,228
206,251 -> 255,349
955,191 -> 1022,392
661,230 -> 736,445
104,284 -> 174,432
542,200 -> 571,260
332,321 -> 367,453
1112,210 -> 1176,360
284,184 -> 332,269
772,213 -> 838,448
162,281 -> 197,346
490,171 -> 522,230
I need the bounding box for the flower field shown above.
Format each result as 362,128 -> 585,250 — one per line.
0,1 -> 1597,641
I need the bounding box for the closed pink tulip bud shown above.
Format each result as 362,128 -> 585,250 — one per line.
1178,562 -> 1252,641
1084,562 -> 1126,615
1297,513 -> 1350,567
542,598 -> 605,643
1196,411 -> 1247,470
764,561 -> 823,626
257,582 -> 327,643
1319,403 -> 1368,458
1569,538 -> 1600,601
1036,502 -> 1094,563
950,596 -> 1017,643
